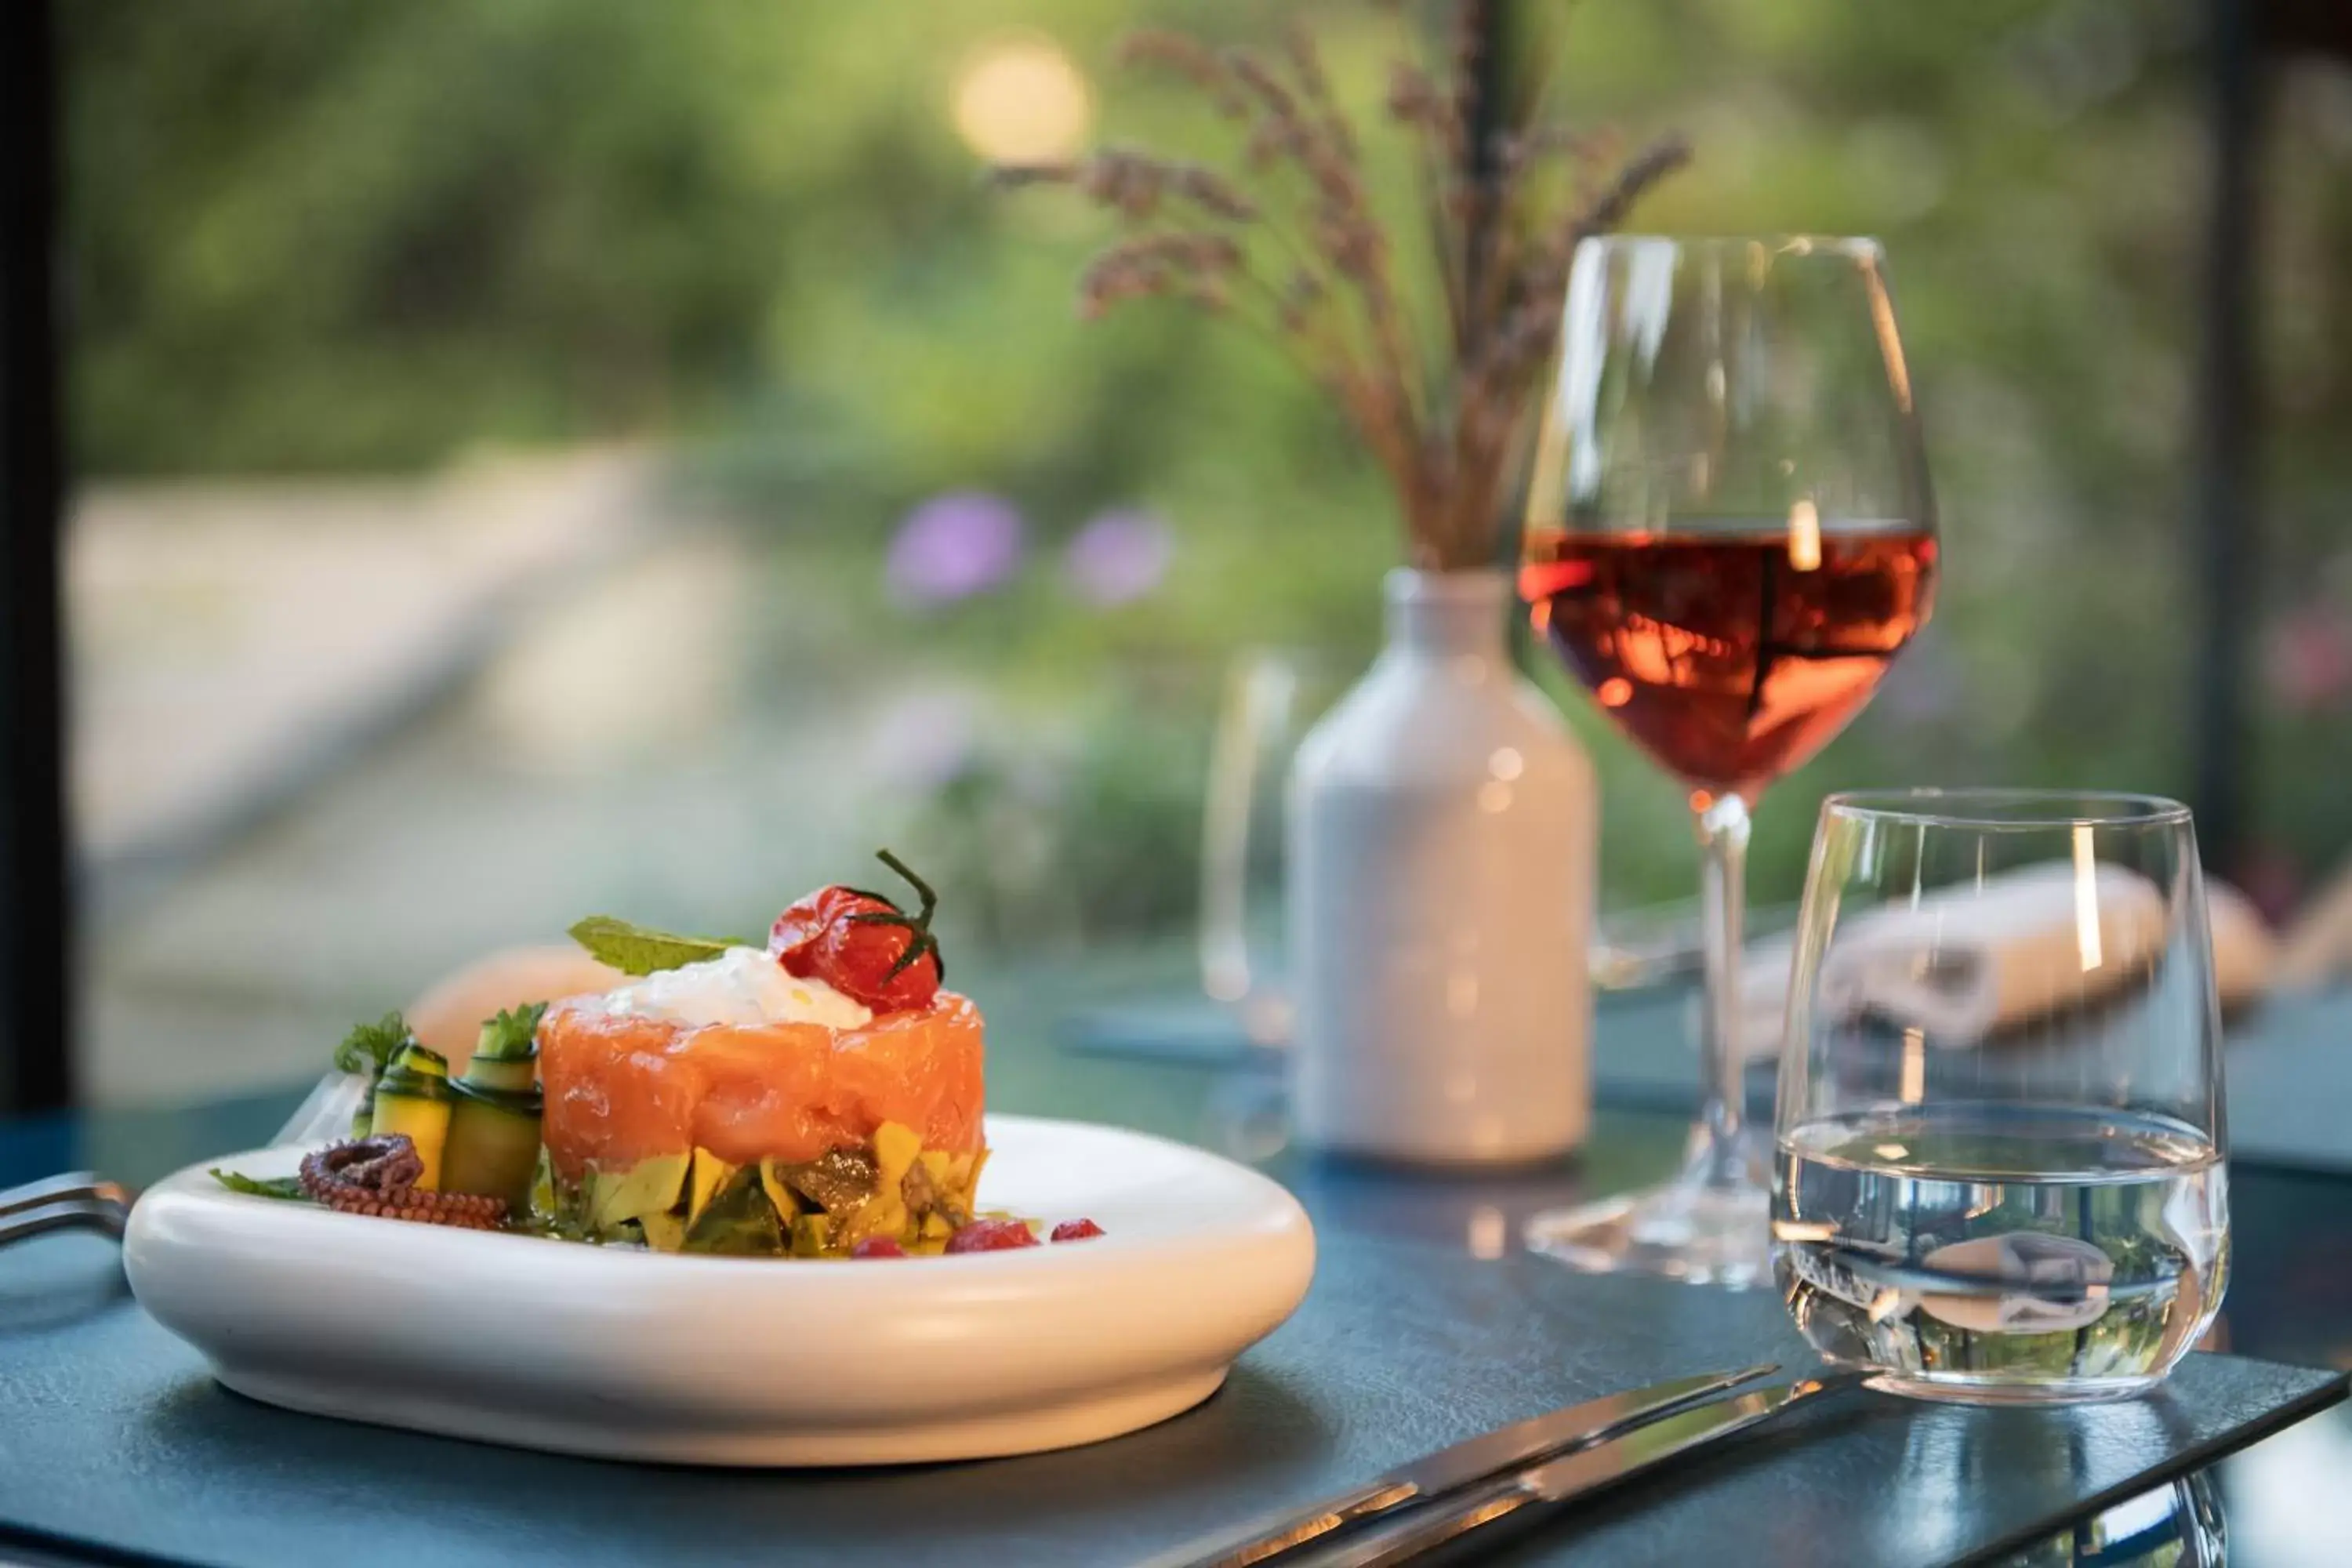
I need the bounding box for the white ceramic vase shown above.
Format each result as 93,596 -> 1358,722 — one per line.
1287,568 -> 1597,1164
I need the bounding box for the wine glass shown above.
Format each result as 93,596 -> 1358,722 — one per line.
1775,791 -> 2227,1403
1517,235 -> 1938,1285
1200,648 -> 1343,1051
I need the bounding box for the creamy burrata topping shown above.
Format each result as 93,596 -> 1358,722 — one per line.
585,946 -> 873,1030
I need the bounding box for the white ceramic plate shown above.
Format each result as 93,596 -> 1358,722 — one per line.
124,1114 -> 1316,1466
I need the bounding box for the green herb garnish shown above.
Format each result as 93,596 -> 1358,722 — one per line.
567,916 -> 739,976
475,1001 -> 548,1062
210,1170 -> 309,1202
333,1011 -> 418,1137
334,1012 -> 413,1076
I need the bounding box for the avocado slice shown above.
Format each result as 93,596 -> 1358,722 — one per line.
585,1152 -> 690,1235
635,1210 -> 688,1254
682,1165 -> 785,1255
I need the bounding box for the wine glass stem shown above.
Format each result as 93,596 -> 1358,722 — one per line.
1693,791 -> 1753,1189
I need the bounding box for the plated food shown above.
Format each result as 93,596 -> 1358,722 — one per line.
215,852 -> 1095,1259
126,1113 -> 1316,1463
135,850 -> 1313,1463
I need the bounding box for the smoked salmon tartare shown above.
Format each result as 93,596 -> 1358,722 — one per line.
218,851 -> 1105,1258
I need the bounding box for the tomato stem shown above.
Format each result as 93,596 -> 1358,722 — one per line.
846,848 -> 946,983
874,848 -> 938,920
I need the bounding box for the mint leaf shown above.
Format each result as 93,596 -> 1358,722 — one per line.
334,1012 -> 413,1076
568,916 -> 736,976
211,1169 -> 309,1202
477,1001 -> 548,1059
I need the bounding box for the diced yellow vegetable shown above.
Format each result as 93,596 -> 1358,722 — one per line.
687,1148 -> 732,1225
833,1120 -> 922,1247
789,1212 -> 833,1258
843,1193 -> 906,1247
873,1122 -> 922,1196
637,1210 -> 688,1253
586,1153 -> 690,1234
757,1160 -> 800,1220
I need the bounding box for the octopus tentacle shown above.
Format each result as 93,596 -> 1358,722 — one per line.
299,1134 -> 506,1230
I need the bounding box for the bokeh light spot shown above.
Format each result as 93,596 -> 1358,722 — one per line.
952,38 -> 1092,163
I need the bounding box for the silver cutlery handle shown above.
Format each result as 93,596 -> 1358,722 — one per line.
1167,1480 -> 1419,1568
0,1171 -> 128,1221
1148,1363 -> 1779,1568
0,1197 -> 129,1247
1301,1476 -> 1537,1568
1307,1374 -> 1862,1568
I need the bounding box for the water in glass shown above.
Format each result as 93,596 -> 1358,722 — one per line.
1773,790 -> 2230,1403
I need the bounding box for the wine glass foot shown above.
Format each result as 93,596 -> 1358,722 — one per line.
1524,1174 -> 1773,1289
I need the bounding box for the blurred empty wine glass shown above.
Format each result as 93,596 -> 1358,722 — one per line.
1775,790 -> 2230,1404
1200,649 -> 1341,1050
1518,235 -> 1940,1285
1993,1474 -> 2225,1567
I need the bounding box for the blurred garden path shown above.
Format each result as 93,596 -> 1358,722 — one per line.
74,448 -> 655,877
71,449 -> 934,1106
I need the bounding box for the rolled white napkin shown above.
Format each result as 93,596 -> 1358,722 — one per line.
1739,862 -> 2274,1058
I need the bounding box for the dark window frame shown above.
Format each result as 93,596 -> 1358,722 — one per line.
0,0 -> 70,1115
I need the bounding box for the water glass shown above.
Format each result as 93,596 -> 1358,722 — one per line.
1773,789 -> 2229,1404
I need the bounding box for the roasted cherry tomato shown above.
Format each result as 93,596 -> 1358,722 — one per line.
1049,1218 -> 1105,1243
768,850 -> 944,1012
768,885 -> 860,974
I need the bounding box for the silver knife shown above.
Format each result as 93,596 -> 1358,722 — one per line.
1149,1363 -> 1780,1568
1305,1370 -> 1867,1568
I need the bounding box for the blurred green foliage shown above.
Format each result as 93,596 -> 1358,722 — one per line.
60,0 -> 2352,938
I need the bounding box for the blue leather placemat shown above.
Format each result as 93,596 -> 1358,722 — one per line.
1067,984 -> 2352,1172
1062,985 -> 1767,1117
2212,990 -> 2352,1177
0,1225 -> 2339,1568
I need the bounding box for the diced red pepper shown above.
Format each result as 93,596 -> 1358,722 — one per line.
850,1236 -> 907,1258
1050,1218 -> 1105,1243
945,1218 -> 1040,1253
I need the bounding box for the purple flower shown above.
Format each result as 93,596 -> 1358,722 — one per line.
886,492 -> 1026,608
1063,506 -> 1173,607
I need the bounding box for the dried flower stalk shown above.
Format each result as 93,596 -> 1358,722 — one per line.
997,2 -> 1689,572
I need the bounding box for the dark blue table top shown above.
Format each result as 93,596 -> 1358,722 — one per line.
9,970 -> 2352,1566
